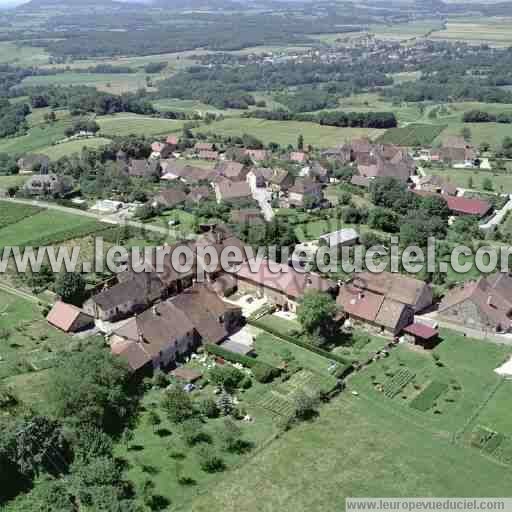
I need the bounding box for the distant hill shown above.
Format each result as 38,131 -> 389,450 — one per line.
17,0 -> 145,9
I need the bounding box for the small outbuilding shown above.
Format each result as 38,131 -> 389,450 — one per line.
47,301 -> 94,333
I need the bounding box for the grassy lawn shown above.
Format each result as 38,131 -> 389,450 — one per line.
97,114 -> 186,137
39,137 -> 112,160
294,218 -> 344,242
195,118 -> 385,148
0,207 -> 106,248
427,167 -> 512,193
470,380 -> 512,436
0,290 -> 72,380
189,392 -> 512,512
0,175 -> 29,190
257,314 -> 301,337
26,107 -> 70,128
349,329 -> 511,436
115,364 -> 279,510
147,209 -> 198,236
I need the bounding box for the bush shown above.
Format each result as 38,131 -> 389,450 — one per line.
204,344 -> 280,382
197,445 -> 225,473
252,362 -> 280,383
198,398 -> 219,419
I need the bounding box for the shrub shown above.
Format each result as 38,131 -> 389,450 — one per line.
252,362 -> 280,383
198,397 -> 219,419
197,445 -> 225,473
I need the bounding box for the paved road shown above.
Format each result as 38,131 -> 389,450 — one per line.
480,194 -> 512,231
252,187 -> 274,221
0,197 -> 182,237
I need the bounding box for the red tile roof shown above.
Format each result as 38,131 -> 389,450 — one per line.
403,323 -> 438,340
445,196 -> 492,217
47,301 -> 92,332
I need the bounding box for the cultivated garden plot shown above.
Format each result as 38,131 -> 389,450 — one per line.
348,330 -> 512,437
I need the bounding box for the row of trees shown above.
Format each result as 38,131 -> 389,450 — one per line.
463,110 -> 512,124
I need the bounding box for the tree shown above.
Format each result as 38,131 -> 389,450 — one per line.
400,210 -> 446,247
297,291 -> 338,339
420,195 -> 451,221
294,391 -> 319,421
208,365 -> 244,392
45,339 -> 140,433
370,177 -> 418,215
461,126 -> 472,141
54,272 -> 86,305
219,418 -> 246,453
367,207 -> 399,233
297,134 -> 304,150
197,445 -> 225,473
483,176 -> 493,191
217,390 -> 234,416
198,398 -> 219,419
162,385 -> 195,423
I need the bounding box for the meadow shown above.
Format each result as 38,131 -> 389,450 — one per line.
433,122 -> 512,150
20,72 -> 158,94
39,137 -> 112,160
430,19 -> 512,47
377,123 -> 447,146
427,167 -> 512,193
97,114 -> 186,137
195,118 -> 385,148
0,290 -> 71,380
370,20 -> 445,40
0,41 -> 49,66
0,118 -> 73,155
0,206 -> 107,249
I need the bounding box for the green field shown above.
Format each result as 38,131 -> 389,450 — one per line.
430,19 -> 512,47
39,137 -> 112,160
187,332 -> 512,511
0,290 -> 71,380
0,207 -> 106,248
0,41 -> 49,66
195,118 -> 385,148
0,175 -> 30,190
371,20 -> 444,40
0,119 -> 73,155
97,114 -> 186,137
189,394 -> 512,512
427,168 -> 512,193
20,72 -> 156,94
377,123 -> 447,146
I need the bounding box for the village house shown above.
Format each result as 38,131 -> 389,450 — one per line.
338,283 -> 413,336
152,188 -> 188,210
246,167 -> 273,190
244,149 -> 271,163
151,142 -> 174,159
351,271 -> 433,313
289,151 -> 308,164
287,178 -> 324,208
413,190 -> 492,218
433,136 -> 477,166
47,301 -> 94,333
194,142 -> 216,153
161,163 -> 214,185
234,258 -> 338,312
267,168 -> 294,194
110,285 -> 242,371
23,174 -> 72,197
128,159 -> 161,179
187,185 -> 211,203
302,162 -> 329,184
437,273 -> 512,333
166,135 -> 179,148
321,145 -> 352,165
416,175 -> 457,196
338,272 -> 432,336
229,209 -> 265,225
198,150 -> 220,161
214,179 -> 252,204
215,160 -> 249,181
319,228 -> 359,249
17,154 -> 50,174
